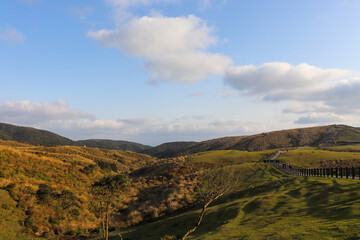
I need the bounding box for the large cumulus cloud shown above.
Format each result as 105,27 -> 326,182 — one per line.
88,15 -> 232,83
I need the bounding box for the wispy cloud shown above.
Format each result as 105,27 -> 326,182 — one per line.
188,91 -> 205,97
0,100 -> 265,145
0,26 -> 24,45
69,6 -> 94,21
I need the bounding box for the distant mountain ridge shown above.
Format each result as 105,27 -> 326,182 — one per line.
0,122 -> 73,146
1,122 -> 360,157
0,122 -> 151,151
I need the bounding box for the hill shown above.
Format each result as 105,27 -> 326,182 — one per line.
2,139 -> 360,239
149,124 -> 360,157
2,122 -> 360,158
118,167 -> 360,240
0,139 -> 196,238
0,122 -> 150,152
140,141 -> 196,158
75,139 -> 151,152
0,122 -> 73,146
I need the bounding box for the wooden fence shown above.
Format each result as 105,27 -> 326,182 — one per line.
265,159 -> 360,180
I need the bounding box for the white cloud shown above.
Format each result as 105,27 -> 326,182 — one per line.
144,52 -> 231,83
0,26 -> 24,45
283,102 -> 334,114
0,100 -> 94,126
294,113 -> 353,125
106,0 -> 175,8
224,62 -> 351,98
88,15 -> 216,55
88,15 -> 232,83
105,0 -> 176,22
224,62 -> 360,126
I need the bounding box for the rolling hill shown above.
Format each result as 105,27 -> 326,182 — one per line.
2,138 -> 360,239
0,122 -> 73,146
2,122 -> 360,158
147,124 -> 360,157
0,122 -> 151,152
75,139 -> 151,152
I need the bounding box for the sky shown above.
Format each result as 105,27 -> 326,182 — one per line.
1,0 -> 360,146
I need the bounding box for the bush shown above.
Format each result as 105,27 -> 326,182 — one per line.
96,160 -> 118,172
36,184 -> 54,202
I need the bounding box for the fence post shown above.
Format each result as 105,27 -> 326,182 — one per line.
340,167 -> 343,178
331,168 -> 333,177
346,168 -> 349,179
352,167 -> 355,179
335,167 -> 338,178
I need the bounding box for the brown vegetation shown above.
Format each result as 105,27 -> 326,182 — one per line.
0,140 -> 201,238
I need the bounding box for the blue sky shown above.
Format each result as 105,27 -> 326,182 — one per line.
1,0 -> 360,145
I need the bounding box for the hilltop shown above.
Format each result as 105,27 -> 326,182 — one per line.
146,124 -> 360,157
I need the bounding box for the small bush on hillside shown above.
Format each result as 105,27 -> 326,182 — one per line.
36,184 -> 55,203
96,160 -> 118,172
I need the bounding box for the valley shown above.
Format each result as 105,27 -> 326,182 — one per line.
0,124 -> 360,239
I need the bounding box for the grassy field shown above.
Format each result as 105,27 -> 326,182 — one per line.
323,145 -> 360,152
277,148 -> 360,167
190,149 -> 276,164
109,164 -> 360,240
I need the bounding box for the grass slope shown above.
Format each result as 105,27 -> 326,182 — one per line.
144,124 -> 360,157
114,165 -> 360,240
0,140 -> 158,237
190,149 -> 276,164
0,189 -> 41,240
278,147 -> 360,167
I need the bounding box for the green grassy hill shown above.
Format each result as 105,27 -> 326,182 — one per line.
113,164 -> 360,240
148,124 -> 360,157
277,147 -> 360,167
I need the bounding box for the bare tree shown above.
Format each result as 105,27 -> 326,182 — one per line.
92,174 -> 129,240
181,166 -> 243,240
